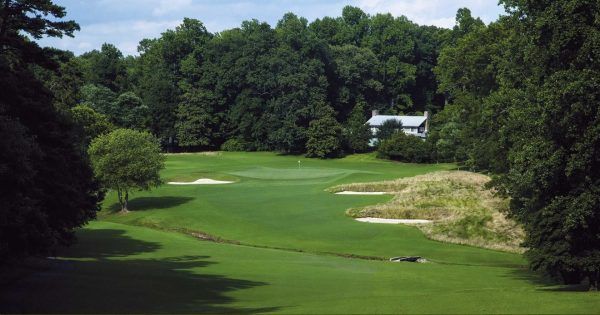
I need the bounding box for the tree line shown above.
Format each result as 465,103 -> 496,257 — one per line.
433,0 -> 600,289
41,6 -> 478,157
1,0 -> 598,290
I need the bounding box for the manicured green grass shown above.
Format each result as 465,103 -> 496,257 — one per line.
100,152 -> 516,266
3,221 -> 598,314
2,152 -> 599,313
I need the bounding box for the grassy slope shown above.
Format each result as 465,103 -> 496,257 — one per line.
3,152 -> 598,313
329,171 -> 525,253
3,221 -> 598,314
100,152 -> 517,266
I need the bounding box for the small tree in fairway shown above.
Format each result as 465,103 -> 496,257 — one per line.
88,129 -> 164,213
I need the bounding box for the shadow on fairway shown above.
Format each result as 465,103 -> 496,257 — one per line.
66,229 -> 163,258
108,196 -> 195,212
1,228 -> 278,314
505,267 -> 591,292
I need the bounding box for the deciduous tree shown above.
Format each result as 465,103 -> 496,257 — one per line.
306,105 -> 342,158
88,129 -> 164,213
343,101 -> 372,153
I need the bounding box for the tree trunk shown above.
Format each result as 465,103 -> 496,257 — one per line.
117,188 -> 129,213
589,272 -> 599,291
121,190 -> 129,213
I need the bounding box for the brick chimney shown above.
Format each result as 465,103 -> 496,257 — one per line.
372,110 -> 379,117
424,111 -> 430,133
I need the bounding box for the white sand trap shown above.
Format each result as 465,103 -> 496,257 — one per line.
168,178 -> 234,185
356,217 -> 432,225
335,191 -> 389,195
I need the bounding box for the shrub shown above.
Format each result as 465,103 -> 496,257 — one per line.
377,132 -> 432,163
220,138 -> 247,151
375,119 -> 402,143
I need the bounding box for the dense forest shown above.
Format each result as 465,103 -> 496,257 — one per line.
36,6 -> 477,156
1,0 -> 599,289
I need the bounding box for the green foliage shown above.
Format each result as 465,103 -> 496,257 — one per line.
496,0 -> 600,289
32,52 -> 85,112
80,84 -> 117,116
375,119 -> 402,143
427,103 -> 466,162
80,85 -> 148,130
175,89 -> 222,149
0,115 -> 43,260
69,104 -> 114,145
502,69 -> 600,288
433,15 -> 511,172
331,45 -> 383,117
113,92 -> 149,130
0,0 -> 79,41
306,105 -> 343,158
343,101 -> 372,153
451,8 -> 485,40
377,132 -> 432,163
79,43 -> 129,92
0,0 -> 100,262
432,0 -> 600,289
220,138 -> 248,152
362,13 -> 415,110
134,18 -> 212,147
88,129 -> 164,212
108,7 -> 450,154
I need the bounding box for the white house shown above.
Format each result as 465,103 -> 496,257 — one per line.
366,110 -> 429,145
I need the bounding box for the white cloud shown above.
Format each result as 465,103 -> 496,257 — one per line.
355,0 -> 504,27
427,17 -> 457,29
152,0 -> 193,16
38,19 -> 181,55
77,41 -> 93,50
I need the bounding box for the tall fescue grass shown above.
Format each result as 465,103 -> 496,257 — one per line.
328,171 -> 525,253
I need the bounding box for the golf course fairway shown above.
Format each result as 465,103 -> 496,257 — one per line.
2,152 -> 599,313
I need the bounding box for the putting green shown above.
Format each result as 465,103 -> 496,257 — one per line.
228,166 -> 374,180
3,152 -> 599,313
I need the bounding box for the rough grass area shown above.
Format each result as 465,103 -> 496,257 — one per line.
328,171 -> 525,253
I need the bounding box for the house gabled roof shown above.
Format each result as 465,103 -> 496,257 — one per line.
367,115 -> 427,128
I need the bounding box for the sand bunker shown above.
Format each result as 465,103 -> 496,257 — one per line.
335,191 -> 388,195
168,178 -> 234,185
355,217 -> 432,224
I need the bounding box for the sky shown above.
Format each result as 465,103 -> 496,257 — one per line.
37,0 -> 506,56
